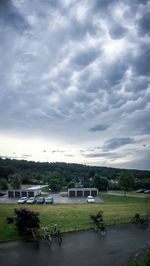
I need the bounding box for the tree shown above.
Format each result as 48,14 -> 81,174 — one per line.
11,176 -> 21,189
49,178 -> 62,192
67,181 -> 75,188
48,170 -> 64,192
118,172 -> 135,196
7,208 -> 40,235
0,178 -> 8,190
93,176 -> 108,191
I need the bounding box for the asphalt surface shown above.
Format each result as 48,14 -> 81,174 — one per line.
0,193 -> 103,204
0,224 -> 150,266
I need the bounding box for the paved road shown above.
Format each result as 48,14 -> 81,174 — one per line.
107,191 -> 145,198
0,224 -> 149,266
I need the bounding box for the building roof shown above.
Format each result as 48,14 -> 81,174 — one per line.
68,188 -> 98,191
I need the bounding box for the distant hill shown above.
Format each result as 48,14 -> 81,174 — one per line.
0,157 -> 149,181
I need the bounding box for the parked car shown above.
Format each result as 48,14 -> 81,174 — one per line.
45,196 -> 53,204
18,197 -> 28,204
144,190 -> 150,194
136,189 -> 145,193
26,197 -> 36,204
36,197 -> 45,204
87,196 -> 95,203
0,192 -> 6,197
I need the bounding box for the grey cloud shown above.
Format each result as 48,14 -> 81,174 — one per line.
0,0 -> 29,32
132,44 -> 150,76
22,154 -> 32,158
117,149 -> 150,170
125,76 -> 149,93
109,22 -> 127,40
0,0 -> 150,169
89,124 -> 109,132
92,0 -> 117,13
129,111 -> 150,135
103,138 -> 135,151
137,11 -> 150,36
83,152 -> 116,158
72,48 -> 99,68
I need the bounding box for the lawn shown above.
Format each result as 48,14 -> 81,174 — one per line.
0,194 -> 149,242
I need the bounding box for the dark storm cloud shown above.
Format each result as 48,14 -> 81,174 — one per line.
103,138 -> 135,151
0,0 -> 28,31
109,22 -> 127,40
89,124 -> 109,132
137,11 -> 150,36
131,44 -> 150,76
72,48 -> 99,68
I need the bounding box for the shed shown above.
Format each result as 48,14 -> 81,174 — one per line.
68,188 -> 98,197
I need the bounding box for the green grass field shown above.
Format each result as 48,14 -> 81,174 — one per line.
0,194 -> 149,243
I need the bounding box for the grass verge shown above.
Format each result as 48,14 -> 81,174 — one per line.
0,194 -> 149,242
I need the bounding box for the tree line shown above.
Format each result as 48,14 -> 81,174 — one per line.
0,157 -> 149,192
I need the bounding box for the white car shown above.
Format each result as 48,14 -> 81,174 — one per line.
87,196 -> 95,203
26,197 -> 36,204
18,197 -> 28,204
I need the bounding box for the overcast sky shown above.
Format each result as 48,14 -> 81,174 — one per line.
0,0 -> 150,170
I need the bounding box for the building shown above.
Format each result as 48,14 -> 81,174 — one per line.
68,188 -> 98,197
7,186 -> 43,198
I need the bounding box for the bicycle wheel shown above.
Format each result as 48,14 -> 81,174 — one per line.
100,229 -> 106,236
48,236 -> 52,247
34,238 -> 39,249
140,221 -> 148,229
58,235 -> 62,246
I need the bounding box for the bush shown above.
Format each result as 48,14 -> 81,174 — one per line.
7,208 -> 40,235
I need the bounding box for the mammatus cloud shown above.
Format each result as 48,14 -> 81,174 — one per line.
0,0 -> 150,170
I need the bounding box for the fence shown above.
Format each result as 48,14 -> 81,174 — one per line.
59,215 -> 134,233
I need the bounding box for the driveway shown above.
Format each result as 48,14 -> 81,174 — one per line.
0,224 -> 149,266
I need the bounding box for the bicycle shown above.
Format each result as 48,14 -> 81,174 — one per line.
50,224 -> 62,245
94,220 -> 107,236
26,228 -> 39,249
41,226 -> 52,247
131,213 -> 149,229
90,211 -> 107,237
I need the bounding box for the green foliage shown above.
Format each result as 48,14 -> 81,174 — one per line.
75,182 -> 84,188
48,170 -> 64,191
11,176 -> 21,189
108,180 -> 120,190
118,172 -> 135,196
93,176 -> 108,191
49,178 -> 62,192
7,208 -> 40,236
67,181 -> 75,188
0,158 -> 149,186
135,179 -> 150,190
0,178 -> 8,190
131,252 -> 150,266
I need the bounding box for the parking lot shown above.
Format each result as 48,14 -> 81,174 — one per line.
0,193 -> 103,204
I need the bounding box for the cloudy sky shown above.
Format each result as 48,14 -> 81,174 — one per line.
0,0 -> 150,170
